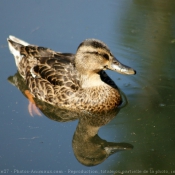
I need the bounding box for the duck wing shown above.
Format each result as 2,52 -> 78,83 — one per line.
13,44 -> 80,104
32,52 -> 80,90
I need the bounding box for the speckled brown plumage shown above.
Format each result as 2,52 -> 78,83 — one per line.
7,36 -> 136,112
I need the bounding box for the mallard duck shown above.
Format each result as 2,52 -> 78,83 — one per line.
7,35 -> 135,112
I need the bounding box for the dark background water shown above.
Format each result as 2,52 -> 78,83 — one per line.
0,0 -> 175,174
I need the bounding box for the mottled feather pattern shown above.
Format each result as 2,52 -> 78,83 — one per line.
7,36 -> 136,112
18,45 -> 81,105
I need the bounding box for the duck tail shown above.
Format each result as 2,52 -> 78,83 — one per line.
8,35 -> 29,46
7,35 -> 29,67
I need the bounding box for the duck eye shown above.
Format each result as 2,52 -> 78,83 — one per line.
103,54 -> 109,60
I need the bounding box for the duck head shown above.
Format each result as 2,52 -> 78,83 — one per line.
75,39 -> 136,75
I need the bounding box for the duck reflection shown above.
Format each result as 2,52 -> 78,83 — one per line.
73,110 -> 133,166
8,72 -> 133,166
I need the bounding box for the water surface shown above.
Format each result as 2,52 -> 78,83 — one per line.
0,0 -> 175,174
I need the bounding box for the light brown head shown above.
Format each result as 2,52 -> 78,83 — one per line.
75,39 -> 136,75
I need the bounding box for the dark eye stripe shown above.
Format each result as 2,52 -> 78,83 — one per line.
85,51 -> 109,60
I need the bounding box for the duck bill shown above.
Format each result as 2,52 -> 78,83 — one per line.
104,142 -> 133,156
109,57 -> 136,75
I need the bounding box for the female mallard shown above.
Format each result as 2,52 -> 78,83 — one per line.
7,36 -> 135,112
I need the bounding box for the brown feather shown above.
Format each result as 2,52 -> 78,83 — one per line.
7,36 -> 132,112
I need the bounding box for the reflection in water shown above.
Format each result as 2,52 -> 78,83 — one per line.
73,113 -> 133,166
8,72 -> 133,166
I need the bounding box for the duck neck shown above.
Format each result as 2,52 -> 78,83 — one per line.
80,72 -> 106,88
